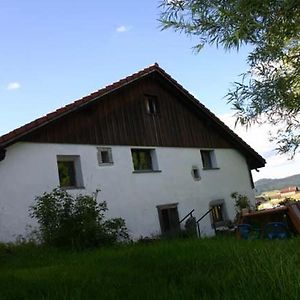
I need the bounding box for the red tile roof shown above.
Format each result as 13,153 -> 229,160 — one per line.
280,186 -> 299,194
0,63 -> 265,168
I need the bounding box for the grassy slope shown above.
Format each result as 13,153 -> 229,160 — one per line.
1,238 -> 300,300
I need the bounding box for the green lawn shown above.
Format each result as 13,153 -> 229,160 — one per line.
1,237 -> 300,299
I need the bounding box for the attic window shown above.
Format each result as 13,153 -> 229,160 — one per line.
97,147 -> 113,165
145,95 -> 158,115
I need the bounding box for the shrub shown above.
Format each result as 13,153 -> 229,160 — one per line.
231,192 -> 250,211
29,188 -> 129,248
231,192 -> 251,222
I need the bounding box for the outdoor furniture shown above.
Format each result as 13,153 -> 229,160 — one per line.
237,224 -> 252,239
237,223 -> 261,239
263,222 -> 289,239
239,206 -> 290,237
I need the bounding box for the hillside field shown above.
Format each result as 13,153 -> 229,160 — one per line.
255,173 -> 300,195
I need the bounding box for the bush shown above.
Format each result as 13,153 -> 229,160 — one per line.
29,188 -> 129,248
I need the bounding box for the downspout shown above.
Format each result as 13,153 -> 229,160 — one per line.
0,147 -> 6,161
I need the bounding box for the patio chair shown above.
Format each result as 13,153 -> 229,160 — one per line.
263,222 -> 289,240
237,224 -> 251,240
237,223 -> 261,240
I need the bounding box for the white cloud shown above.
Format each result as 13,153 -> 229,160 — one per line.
219,113 -> 276,155
219,113 -> 300,181
116,25 -> 130,33
6,82 -> 21,90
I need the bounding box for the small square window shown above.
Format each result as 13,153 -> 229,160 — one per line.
97,147 -> 113,165
145,95 -> 158,115
57,155 -> 84,189
131,148 -> 159,172
200,150 -> 217,169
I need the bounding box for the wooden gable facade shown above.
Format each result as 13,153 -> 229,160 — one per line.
0,64 -> 265,169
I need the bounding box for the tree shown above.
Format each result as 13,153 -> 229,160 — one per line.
160,0 -> 300,156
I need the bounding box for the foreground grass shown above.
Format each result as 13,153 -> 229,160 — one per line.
1,237 -> 300,300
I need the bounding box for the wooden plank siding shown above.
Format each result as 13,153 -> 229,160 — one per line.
21,75 -> 233,150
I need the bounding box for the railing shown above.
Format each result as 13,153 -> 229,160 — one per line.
179,208 -> 217,237
179,209 -> 195,225
196,208 -> 215,237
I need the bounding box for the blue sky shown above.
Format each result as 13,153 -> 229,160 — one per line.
1,0 -> 299,181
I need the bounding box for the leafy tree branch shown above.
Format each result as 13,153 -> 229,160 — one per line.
160,0 -> 300,156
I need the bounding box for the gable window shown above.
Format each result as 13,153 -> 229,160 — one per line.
97,147 -> 113,165
145,95 -> 158,115
200,150 -> 218,170
131,148 -> 160,172
57,155 -> 84,189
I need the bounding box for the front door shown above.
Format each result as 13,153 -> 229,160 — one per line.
157,204 -> 180,235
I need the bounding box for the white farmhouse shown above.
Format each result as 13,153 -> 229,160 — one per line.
0,64 -> 265,241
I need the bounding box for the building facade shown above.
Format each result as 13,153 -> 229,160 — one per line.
0,64 -> 265,241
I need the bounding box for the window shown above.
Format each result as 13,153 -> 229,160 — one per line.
200,150 -> 217,169
211,204 -> 224,223
97,147 -> 113,165
131,148 -> 159,172
191,166 -> 201,181
209,199 -> 227,228
145,95 -> 158,115
57,155 -> 84,188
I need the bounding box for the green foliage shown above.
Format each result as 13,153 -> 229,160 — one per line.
160,0 -> 300,156
29,188 -> 129,248
231,192 -> 250,211
231,192 -> 250,222
278,197 -> 298,206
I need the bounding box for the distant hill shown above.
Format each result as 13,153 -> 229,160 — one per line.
255,173 -> 300,195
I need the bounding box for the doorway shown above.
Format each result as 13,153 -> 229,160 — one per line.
157,203 -> 180,234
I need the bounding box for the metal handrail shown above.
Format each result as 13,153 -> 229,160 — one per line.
196,208 -> 214,237
179,209 -> 195,225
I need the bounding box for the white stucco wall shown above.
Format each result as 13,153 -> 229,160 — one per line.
0,142 -> 255,242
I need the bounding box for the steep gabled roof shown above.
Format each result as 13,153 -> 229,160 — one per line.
0,63 -> 265,169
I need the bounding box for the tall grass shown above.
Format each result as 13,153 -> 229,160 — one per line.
1,237 -> 300,299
